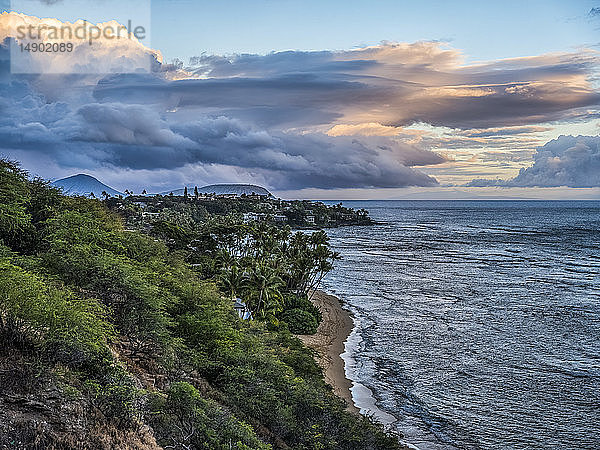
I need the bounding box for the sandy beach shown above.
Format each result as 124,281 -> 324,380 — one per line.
297,290 -> 359,413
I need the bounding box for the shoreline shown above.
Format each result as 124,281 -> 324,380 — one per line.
297,290 -> 359,413
299,290 -> 416,449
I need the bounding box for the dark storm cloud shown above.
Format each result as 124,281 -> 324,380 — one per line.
92,44 -> 600,130
0,78 -> 443,189
467,136 -> 600,187
93,73 -> 391,128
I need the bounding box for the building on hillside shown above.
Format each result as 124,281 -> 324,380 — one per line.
233,298 -> 253,320
243,212 -> 268,222
243,212 -> 259,222
216,193 -> 238,199
305,215 -> 315,225
142,211 -> 160,221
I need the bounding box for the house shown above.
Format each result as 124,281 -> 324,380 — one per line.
273,214 -> 288,223
142,211 -> 160,221
243,212 -> 268,222
243,212 -> 260,222
216,193 -> 238,199
233,298 -> 253,320
305,215 -> 315,224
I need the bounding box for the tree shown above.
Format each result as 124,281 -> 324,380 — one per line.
194,186 -> 199,200
163,382 -> 200,448
101,190 -> 109,200
219,264 -> 246,298
283,230 -> 339,296
248,263 -> 283,319
0,159 -> 33,249
0,261 -> 113,362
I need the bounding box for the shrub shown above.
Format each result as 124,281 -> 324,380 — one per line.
0,260 -> 113,364
148,382 -> 270,449
84,364 -> 144,428
281,308 -> 319,335
282,293 -> 322,323
0,160 -> 33,250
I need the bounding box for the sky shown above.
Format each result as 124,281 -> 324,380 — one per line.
1,1 -> 599,199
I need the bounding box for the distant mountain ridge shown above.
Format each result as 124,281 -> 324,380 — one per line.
160,184 -> 272,197
52,174 -> 123,198
52,175 -> 272,198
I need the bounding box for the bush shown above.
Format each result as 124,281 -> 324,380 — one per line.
282,293 -> 322,323
0,160 -> 33,250
0,260 -> 113,364
84,364 -> 145,428
281,308 -> 319,335
148,382 -> 270,449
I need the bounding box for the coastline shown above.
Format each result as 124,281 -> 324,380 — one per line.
297,290 -> 359,413
299,290 -> 417,449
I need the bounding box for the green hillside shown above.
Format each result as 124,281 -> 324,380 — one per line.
0,160 -> 403,450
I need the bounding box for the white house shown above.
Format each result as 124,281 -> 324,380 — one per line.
233,298 -> 253,320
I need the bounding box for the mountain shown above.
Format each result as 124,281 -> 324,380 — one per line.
52,174 -> 123,198
52,176 -> 271,198
160,184 -> 272,197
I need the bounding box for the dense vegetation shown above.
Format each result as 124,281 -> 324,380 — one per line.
0,160 -> 403,449
107,193 -> 374,229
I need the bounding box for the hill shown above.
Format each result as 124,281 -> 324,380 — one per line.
0,159 -> 402,450
52,174 -> 123,198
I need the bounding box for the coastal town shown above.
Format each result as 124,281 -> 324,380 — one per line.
106,188 -> 374,229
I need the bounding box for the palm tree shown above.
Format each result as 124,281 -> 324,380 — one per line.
219,264 -> 246,299
248,263 -> 283,319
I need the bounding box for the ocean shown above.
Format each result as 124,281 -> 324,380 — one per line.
320,200 -> 600,450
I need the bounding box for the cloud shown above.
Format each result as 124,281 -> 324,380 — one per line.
0,12 -> 161,74
1,13 -> 599,192
0,14 -> 450,191
458,126 -> 552,138
0,75 -> 443,189
92,42 -> 600,130
467,135 -> 600,187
